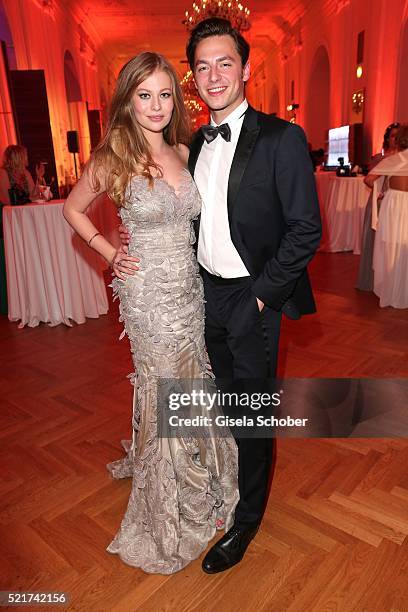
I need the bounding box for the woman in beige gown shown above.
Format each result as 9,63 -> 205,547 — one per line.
63,52 -> 238,574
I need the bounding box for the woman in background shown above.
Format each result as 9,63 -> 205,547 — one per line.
0,145 -> 44,314
371,124 -> 408,308
0,144 -> 44,205
63,52 -> 238,574
356,122 -> 400,291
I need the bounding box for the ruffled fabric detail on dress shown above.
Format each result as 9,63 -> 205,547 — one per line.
106,382 -> 238,574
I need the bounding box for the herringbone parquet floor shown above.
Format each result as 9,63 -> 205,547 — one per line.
0,252 -> 407,612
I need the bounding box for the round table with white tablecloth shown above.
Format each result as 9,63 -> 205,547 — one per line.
315,173 -> 371,254
2,197 -> 119,328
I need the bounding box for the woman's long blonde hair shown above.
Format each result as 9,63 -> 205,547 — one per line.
91,52 -> 190,206
2,145 -> 28,184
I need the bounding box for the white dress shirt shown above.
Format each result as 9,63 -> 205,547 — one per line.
195,99 -> 250,278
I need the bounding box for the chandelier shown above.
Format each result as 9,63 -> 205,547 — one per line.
180,70 -> 206,126
180,70 -> 197,98
182,0 -> 251,32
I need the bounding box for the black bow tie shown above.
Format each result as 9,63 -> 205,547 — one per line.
201,123 -> 231,143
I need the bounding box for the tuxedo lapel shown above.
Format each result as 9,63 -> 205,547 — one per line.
188,130 -> 205,177
227,106 -> 260,218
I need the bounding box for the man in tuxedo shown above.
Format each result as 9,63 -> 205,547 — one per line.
116,17 -> 321,574
185,17 -> 321,573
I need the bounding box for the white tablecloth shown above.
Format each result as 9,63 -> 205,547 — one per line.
3,198 -> 119,328
315,173 -> 370,254
314,171 -> 335,209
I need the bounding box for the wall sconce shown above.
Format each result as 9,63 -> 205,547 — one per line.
356,64 -> 363,79
352,90 -> 364,114
287,103 -> 299,124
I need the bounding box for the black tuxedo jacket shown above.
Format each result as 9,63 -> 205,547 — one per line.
188,105 -> 322,315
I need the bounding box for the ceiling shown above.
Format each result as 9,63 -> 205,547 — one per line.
68,0 -> 307,74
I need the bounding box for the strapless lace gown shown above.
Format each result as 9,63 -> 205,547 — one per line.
106,171 -> 238,574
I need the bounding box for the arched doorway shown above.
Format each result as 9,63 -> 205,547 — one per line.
305,45 -> 330,149
270,84 -> 280,116
396,20 -> 408,122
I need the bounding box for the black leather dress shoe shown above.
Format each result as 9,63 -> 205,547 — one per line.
202,524 -> 259,574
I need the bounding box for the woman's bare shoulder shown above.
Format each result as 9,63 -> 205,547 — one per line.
174,143 -> 190,164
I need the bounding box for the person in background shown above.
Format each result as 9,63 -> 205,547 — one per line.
371,124 -> 408,308
0,145 -> 45,205
310,147 -> 325,171
356,122 -> 400,291
0,145 -> 45,314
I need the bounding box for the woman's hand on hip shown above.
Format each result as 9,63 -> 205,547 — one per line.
111,245 -> 139,280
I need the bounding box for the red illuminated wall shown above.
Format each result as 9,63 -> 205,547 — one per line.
1,0 -> 106,185
247,0 -> 408,161
1,0 -> 407,171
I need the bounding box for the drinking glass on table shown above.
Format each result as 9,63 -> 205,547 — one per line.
38,184 -> 51,201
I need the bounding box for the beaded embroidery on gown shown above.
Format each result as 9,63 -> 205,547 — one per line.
106,170 -> 238,574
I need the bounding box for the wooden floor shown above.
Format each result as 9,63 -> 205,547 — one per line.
0,252 -> 407,612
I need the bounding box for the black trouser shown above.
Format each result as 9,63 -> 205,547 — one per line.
202,269 -> 281,526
